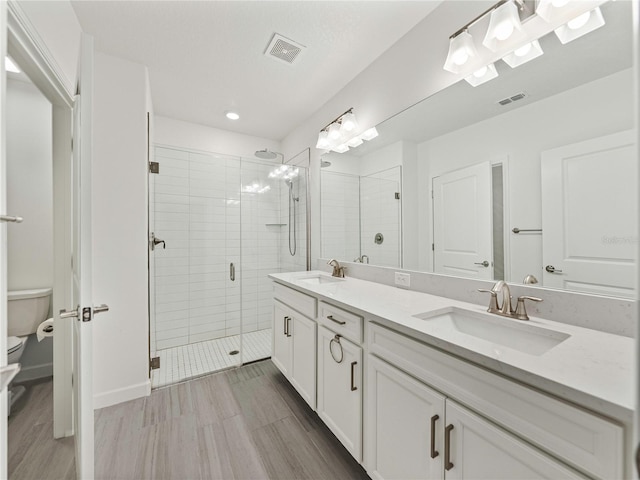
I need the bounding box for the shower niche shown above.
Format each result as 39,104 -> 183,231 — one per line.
149,146 -> 308,388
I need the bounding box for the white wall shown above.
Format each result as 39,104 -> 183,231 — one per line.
6,77 -> 54,382
6,78 -> 53,291
92,52 -> 150,408
418,69 -> 634,280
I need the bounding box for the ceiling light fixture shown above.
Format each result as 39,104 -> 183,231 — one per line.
5,56 -> 20,73
225,111 -> 240,120
315,109 -> 378,153
443,0 -> 606,86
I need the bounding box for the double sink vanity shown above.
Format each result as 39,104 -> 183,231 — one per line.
268,269 -> 634,479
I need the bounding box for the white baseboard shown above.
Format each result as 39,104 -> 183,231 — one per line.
93,379 -> 151,410
14,362 -> 53,383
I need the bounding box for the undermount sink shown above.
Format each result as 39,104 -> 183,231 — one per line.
412,307 -> 570,356
297,274 -> 344,285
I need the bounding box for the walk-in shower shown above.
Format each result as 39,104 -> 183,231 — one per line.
148,146 -> 308,388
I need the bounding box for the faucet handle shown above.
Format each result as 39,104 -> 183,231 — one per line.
478,288 -> 499,313
514,296 -> 542,321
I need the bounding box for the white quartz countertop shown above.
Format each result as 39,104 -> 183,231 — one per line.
269,271 -> 635,422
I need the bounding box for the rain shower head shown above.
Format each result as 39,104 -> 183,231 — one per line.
255,149 -> 283,160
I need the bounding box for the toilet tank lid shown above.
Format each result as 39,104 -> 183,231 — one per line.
8,288 -> 53,300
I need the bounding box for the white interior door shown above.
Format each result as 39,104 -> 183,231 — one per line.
541,130 -> 637,298
60,33 -> 100,479
433,162 -> 493,279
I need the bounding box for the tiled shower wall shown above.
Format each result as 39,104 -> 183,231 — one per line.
151,147 -> 305,351
280,173 -> 308,273
320,171 -> 360,261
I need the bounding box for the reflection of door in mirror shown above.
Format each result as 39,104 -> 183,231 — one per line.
432,162 -> 499,280
541,130 -> 637,299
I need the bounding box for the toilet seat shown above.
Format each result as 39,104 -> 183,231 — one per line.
7,336 -> 23,354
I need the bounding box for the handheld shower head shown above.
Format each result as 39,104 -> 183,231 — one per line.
255,149 -> 283,161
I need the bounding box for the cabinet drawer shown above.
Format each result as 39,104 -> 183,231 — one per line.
318,301 -> 363,344
368,323 -> 623,479
273,282 -> 316,319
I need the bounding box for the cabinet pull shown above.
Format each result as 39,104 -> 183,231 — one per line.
430,414 -> 439,458
350,361 -> 358,391
286,316 -> 292,337
283,316 -> 289,336
445,424 -> 454,471
327,315 -> 346,325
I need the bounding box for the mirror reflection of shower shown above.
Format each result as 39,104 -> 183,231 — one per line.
259,149 -> 301,257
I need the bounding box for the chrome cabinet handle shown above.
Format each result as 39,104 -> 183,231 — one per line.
327,315 -> 346,325
430,414 -> 440,458
0,215 -> 23,223
350,361 -> 358,391
230,262 -> 235,281
474,261 -> 489,267
545,265 -> 563,274
445,424 -> 454,471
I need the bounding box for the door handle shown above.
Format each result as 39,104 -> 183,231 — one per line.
445,424 -> 454,471
545,265 -> 563,274
150,232 -> 165,251
474,261 -> 489,267
93,304 -> 109,315
430,414 -> 440,458
0,215 -> 23,223
60,307 -> 79,319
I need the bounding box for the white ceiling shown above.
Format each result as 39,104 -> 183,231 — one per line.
71,1 -> 441,141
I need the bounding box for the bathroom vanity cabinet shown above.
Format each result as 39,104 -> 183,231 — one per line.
269,273 -> 631,480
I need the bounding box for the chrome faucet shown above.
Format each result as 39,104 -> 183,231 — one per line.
327,259 -> 346,278
478,280 -> 542,321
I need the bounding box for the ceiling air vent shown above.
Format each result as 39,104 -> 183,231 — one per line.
497,92 -> 528,106
265,33 -> 305,65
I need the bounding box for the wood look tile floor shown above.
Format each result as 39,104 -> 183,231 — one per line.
9,360 -> 370,480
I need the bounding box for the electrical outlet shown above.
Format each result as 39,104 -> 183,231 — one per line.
395,272 -> 410,288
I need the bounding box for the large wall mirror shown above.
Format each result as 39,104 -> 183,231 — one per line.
320,0 -> 636,299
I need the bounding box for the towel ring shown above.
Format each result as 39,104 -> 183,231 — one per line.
329,334 -> 344,363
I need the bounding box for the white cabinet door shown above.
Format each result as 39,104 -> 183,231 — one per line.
433,162 -> 493,279
272,301 -> 291,377
290,313 -> 316,409
444,400 -> 583,480
317,325 -> 363,461
367,356 -> 445,480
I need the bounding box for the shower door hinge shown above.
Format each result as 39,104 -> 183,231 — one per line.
432,243 -> 435,251
395,192 -> 400,200
150,356 -> 160,370
149,161 -> 160,174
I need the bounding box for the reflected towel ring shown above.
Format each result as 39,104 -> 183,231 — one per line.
329,334 -> 344,363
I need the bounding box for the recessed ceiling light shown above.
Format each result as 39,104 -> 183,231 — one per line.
225,111 -> 240,120
5,56 -> 20,73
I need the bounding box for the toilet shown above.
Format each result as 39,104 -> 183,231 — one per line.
6,287 -> 52,412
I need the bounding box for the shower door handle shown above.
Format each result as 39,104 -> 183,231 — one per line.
230,263 -> 235,281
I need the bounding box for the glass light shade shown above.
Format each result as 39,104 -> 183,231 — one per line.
328,122 -> 342,141
316,130 -> 330,149
443,31 -> 478,73
341,112 -> 358,132
554,7 -> 605,44
347,136 -> 364,148
5,57 -> 20,73
360,127 -> 379,141
464,63 -> 499,87
502,40 -> 544,68
483,1 -> 523,52
332,144 -> 349,153
536,0 -> 593,23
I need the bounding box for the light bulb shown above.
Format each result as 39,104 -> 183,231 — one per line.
473,66 -> 488,78
452,50 -> 469,66
328,122 -> 342,140
567,11 -> 590,30
341,112 -> 357,132
495,21 -> 514,41
514,43 -> 532,57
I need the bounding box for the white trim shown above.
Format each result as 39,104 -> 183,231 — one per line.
13,362 -> 53,383
93,379 -> 151,410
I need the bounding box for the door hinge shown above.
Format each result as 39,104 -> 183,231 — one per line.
150,357 -> 160,370
432,243 -> 435,251
395,192 -> 400,200
149,161 -> 160,174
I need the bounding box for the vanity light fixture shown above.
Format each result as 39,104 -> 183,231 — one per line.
502,39 -> 544,68
443,31 -> 478,73
465,63 -> 499,87
5,56 -> 20,73
482,1 -> 525,51
315,108 -> 378,153
553,7 -> 605,44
